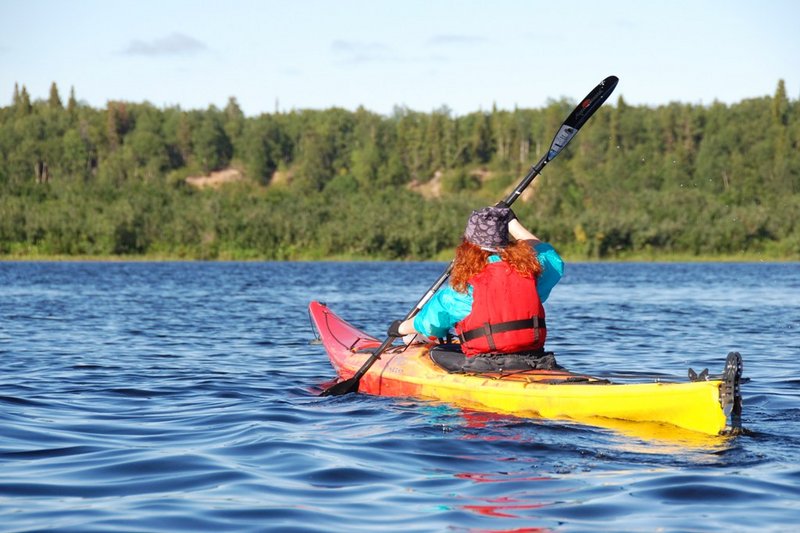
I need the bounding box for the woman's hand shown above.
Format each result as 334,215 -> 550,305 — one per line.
508,218 -> 543,246
494,201 -> 517,222
387,318 -> 416,337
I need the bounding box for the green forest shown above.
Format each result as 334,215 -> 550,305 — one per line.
1,80 -> 798,261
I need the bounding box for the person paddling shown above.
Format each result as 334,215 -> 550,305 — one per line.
388,204 -> 564,373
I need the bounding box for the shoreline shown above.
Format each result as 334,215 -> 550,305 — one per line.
1,252 -> 797,263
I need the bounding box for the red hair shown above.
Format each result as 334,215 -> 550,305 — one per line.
450,239 -> 543,293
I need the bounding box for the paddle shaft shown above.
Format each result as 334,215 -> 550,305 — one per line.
320,75 -> 618,397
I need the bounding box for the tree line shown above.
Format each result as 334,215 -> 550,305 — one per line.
1,80 -> 798,260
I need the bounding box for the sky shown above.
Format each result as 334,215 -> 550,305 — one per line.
1,0 -> 799,117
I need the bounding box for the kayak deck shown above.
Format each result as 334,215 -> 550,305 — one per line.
309,301 -> 743,437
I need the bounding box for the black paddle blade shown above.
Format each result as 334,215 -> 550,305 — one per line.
320,335 -> 395,396
565,75 -> 619,130
547,75 -> 618,161
320,377 -> 360,396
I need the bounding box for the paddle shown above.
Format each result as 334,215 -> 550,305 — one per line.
320,75 -> 619,397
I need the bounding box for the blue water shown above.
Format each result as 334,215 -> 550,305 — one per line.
1,261 -> 799,532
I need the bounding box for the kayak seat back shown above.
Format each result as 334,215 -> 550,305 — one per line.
430,344 -> 562,374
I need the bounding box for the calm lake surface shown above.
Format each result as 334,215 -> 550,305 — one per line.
1,261 -> 799,531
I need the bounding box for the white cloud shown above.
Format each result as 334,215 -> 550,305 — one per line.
331,40 -> 396,64
427,34 -> 486,46
121,33 -> 207,56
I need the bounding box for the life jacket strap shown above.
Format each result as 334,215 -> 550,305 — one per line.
459,317 -> 546,349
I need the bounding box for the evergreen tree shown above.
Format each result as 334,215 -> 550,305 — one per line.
106,101 -> 130,149
48,82 -> 63,109
67,86 -> 78,115
772,79 -> 789,126
224,96 -> 245,150
192,108 -> 232,173
16,85 -> 32,116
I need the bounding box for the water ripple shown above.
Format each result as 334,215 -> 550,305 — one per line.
1,261 -> 798,531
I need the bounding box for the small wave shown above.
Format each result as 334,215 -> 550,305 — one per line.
107,388 -> 178,397
0,395 -> 46,407
0,445 -> 103,460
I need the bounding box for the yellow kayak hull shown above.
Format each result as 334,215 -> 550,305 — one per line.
310,301 -> 741,437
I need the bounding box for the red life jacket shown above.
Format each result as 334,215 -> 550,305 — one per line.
455,261 -> 546,356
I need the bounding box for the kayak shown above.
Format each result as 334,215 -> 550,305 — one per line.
309,301 -> 743,437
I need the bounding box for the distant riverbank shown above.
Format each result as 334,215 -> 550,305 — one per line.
2,250 -> 796,263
